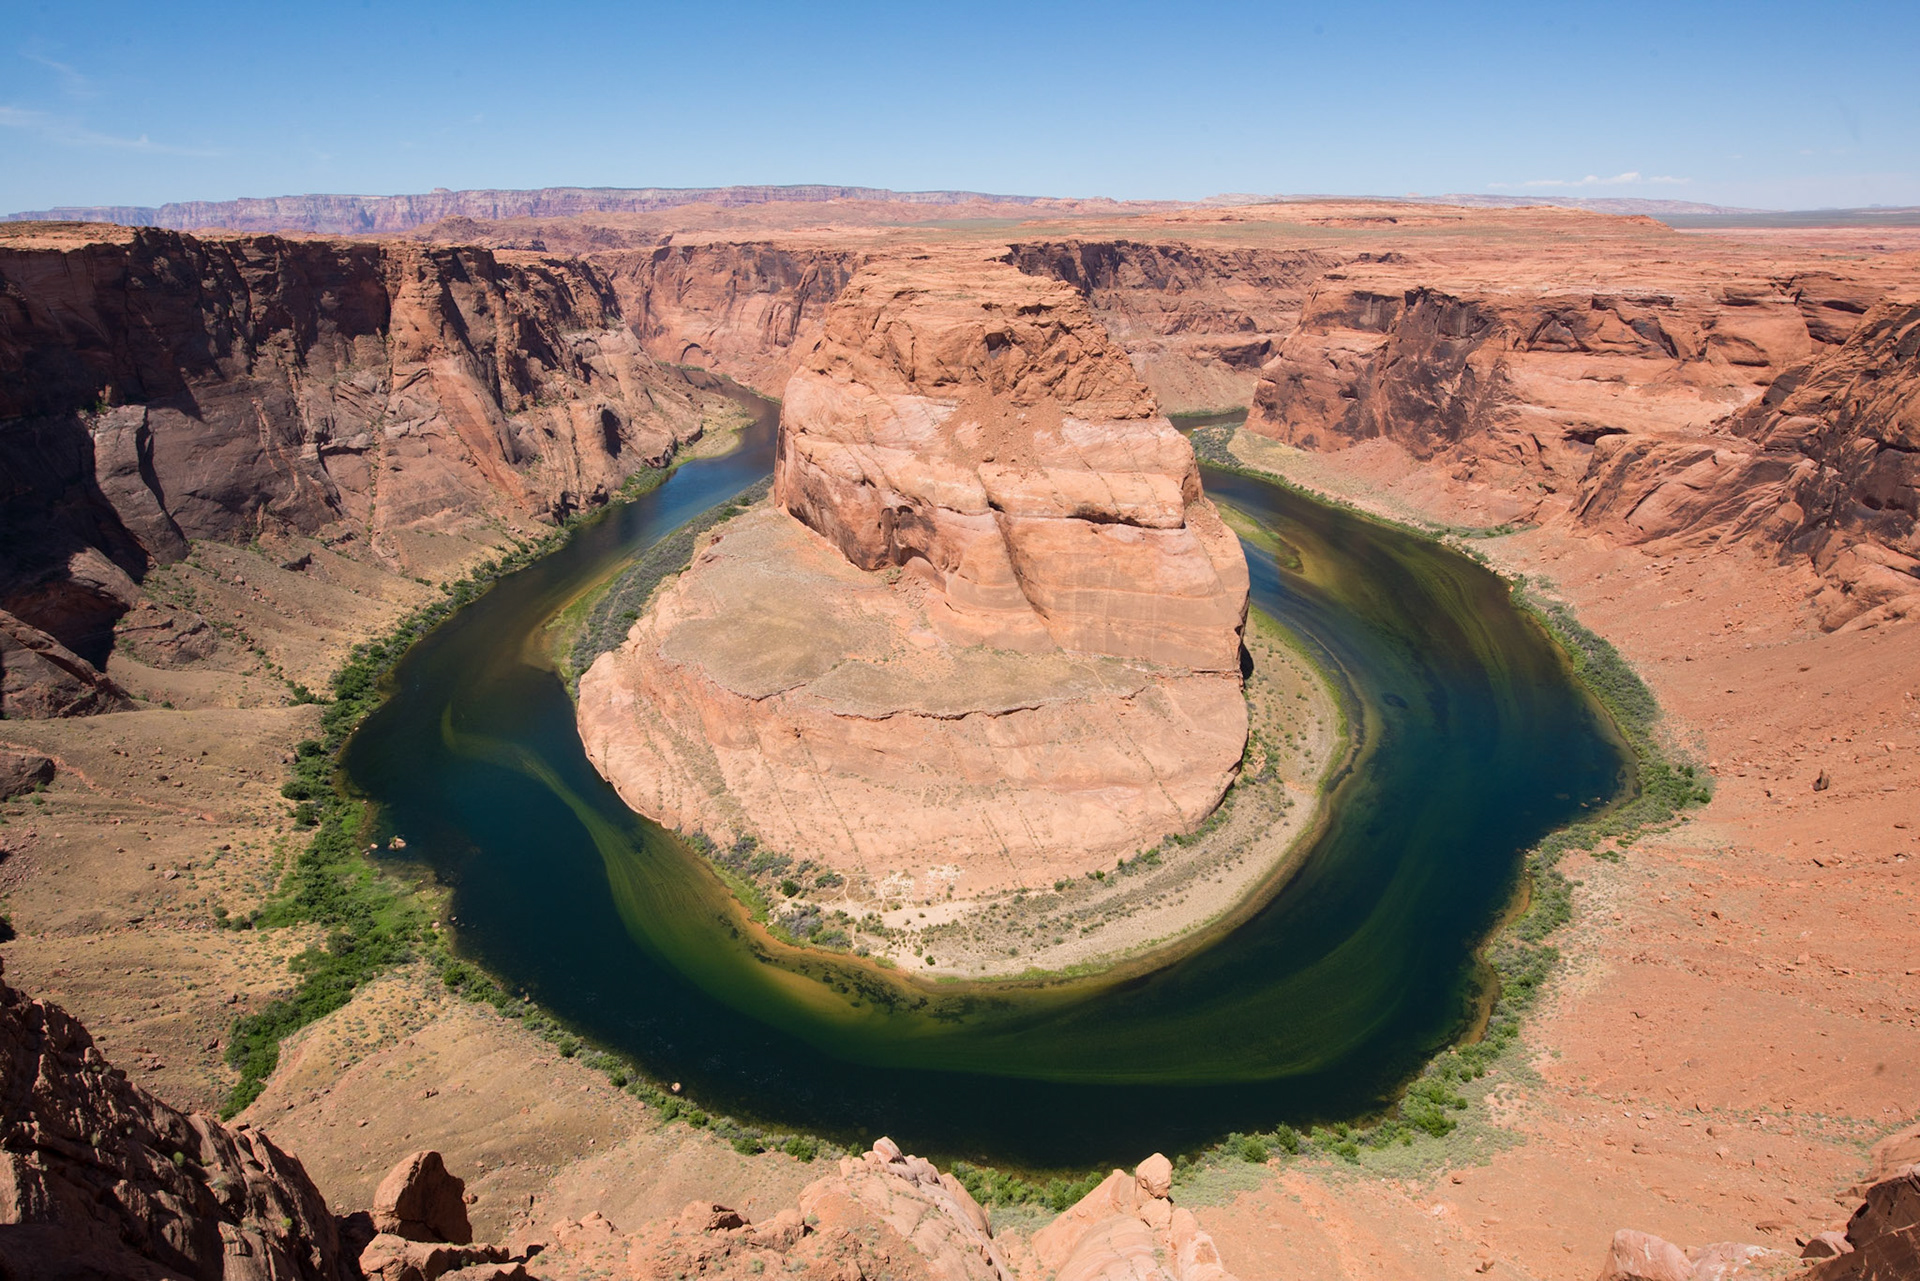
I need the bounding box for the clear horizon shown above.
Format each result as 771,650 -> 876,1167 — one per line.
4,0 -> 1917,214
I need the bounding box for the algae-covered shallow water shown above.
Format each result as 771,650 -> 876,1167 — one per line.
342,394 -> 1628,1169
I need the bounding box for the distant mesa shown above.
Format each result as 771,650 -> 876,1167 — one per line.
0,184 -> 1064,236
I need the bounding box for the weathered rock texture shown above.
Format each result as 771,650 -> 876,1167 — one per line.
1243,261 -> 1884,500
0,221 -> 722,710
1801,1165 -> 1920,1281
579,256 -> 1248,888
1,607 -> 134,718
1029,1153 -> 1239,1281
612,242 -> 863,394
0,958 -> 346,1280
777,257 -> 1248,669
1004,240 -> 1337,412
1574,299 -> 1920,629
0,748 -> 54,799
1590,1162 -> 1920,1280
372,1150 -> 473,1244
500,1139 -> 1008,1281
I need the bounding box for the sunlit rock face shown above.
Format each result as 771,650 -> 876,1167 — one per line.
578,253 -> 1249,892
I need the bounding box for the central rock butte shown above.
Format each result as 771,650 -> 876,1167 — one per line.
576,253 -> 1251,895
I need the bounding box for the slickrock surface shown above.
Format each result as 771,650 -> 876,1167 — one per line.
579,255 -> 1248,888
485,1138 -> 1010,1281
0,958 -> 346,1280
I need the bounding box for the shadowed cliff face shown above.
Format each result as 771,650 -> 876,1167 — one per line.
1003,240 -> 1339,413
0,959 -> 347,1281
0,223 -> 717,705
1239,261 -> 1891,507
608,242 -> 863,394
1574,299 -> 1920,628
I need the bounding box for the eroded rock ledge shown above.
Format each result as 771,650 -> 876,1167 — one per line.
578,254 -> 1250,895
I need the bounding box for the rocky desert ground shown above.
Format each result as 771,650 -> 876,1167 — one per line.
1,191 -> 1917,1280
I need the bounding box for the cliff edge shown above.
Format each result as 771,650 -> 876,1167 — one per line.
577,254 -> 1249,898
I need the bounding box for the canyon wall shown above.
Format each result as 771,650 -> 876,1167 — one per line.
608,242 -> 864,395
0,222 -> 720,706
1574,298 -> 1920,627
578,254 -> 1249,890
1241,263 -> 1883,491
1004,240 -> 1338,412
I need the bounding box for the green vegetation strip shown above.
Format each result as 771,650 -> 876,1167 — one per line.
219,514 -> 610,1116
567,480 -> 772,686
224,469 -> 839,1164
234,424 -> 1713,1205
1132,422 -> 1715,1186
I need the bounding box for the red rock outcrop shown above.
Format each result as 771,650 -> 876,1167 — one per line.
1004,240 -> 1338,412
0,607 -> 134,718
1801,1166 -> 1920,1281
513,1139 -> 1006,1281
610,242 -> 863,395
0,958 -> 346,1280
0,749 -> 54,799
1573,299 -> 1920,628
579,255 -> 1249,889
1029,1153 -> 1239,1281
372,1150 -> 473,1244
1240,260 -> 1884,511
0,221 -> 726,708
776,255 -> 1248,670
1590,1162 -> 1920,1281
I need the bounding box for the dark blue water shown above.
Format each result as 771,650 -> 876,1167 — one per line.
342,394 -> 1627,1170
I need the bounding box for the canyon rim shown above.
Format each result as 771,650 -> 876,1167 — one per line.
0,180 -> 1916,1281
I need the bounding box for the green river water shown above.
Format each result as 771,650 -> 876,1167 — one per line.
341,394 -> 1628,1169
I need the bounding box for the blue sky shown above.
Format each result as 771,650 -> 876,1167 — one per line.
3,0 -> 1915,212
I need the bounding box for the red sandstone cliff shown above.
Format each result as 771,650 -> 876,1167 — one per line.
1574,298 -> 1920,628
1003,240 -> 1338,412
579,253 -> 1249,890
0,959 -> 346,1280
0,222 -> 723,711
1240,262 -> 1883,504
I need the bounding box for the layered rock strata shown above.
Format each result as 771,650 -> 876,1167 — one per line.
1004,240 -> 1338,412
1242,261 -> 1882,508
1574,299 -> 1920,628
0,222 -> 725,712
0,958 -> 346,1280
579,255 -> 1248,889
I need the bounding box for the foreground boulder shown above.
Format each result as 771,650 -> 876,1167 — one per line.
578,254 -> 1249,890
525,1138 -> 1007,1281
372,1150 -> 474,1244
1590,1229 -> 1780,1281
1802,1165 -> 1920,1281
0,958 -> 345,1280
0,749 -> 54,800
1032,1153 -> 1239,1281
0,608 -> 133,719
